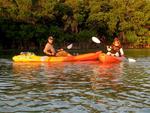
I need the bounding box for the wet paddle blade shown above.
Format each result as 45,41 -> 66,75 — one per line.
128,58 -> 136,62
92,37 -> 101,43
67,43 -> 73,49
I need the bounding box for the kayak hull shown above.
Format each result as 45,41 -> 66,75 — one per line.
99,53 -> 125,63
12,51 -> 101,62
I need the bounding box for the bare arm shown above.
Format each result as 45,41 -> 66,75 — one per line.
120,48 -> 124,56
43,44 -> 51,55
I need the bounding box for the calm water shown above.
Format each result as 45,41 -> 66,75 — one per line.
0,49 -> 150,113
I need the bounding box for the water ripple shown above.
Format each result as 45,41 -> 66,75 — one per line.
0,53 -> 150,112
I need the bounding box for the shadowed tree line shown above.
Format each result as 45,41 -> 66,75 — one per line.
0,0 -> 150,50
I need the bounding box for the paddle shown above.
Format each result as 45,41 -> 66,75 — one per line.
67,43 -> 73,49
58,43 -> 73,51
92,36 -> 136,62
92,37 -> 101,44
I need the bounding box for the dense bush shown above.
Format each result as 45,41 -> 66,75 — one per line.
0,0 -> 150,50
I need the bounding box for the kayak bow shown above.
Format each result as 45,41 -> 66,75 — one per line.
99,53 -> 125,63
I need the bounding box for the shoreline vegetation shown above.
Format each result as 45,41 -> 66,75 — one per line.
0,48 -> 150,59
0,0 -> 150,51
1,48 -> 150,59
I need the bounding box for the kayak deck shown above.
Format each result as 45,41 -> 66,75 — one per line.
12,51 -> 102,62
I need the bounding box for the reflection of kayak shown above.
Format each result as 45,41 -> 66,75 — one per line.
99,53 -> 125,63
12,51 -> 102,62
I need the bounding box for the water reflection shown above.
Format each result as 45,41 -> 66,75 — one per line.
91,63 -> 124,90
12,61 -> 97,85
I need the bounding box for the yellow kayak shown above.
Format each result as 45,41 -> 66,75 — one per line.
12,51 -> 102,62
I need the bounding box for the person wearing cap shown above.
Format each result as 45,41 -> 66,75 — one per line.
107,37 -> 124,57
43,36 -> 56,56
43,36 -> 72,57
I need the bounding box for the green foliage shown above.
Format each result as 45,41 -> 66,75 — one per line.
34,24 -> 49,45
62,33 -> 75,43
125,31 -> 138,43
76,30 -> 97,41
147,36 -> 150,44
54,3 -> 73,16
0,0 -> 150,49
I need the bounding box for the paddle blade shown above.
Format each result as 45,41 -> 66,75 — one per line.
92,37 -> 101,43
128,58 -> 136,62
67,43 -> 73,49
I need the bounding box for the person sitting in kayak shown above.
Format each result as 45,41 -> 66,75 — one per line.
43,36 -> 56,56
106,37 -> 124,57
43,36 -> 72,57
